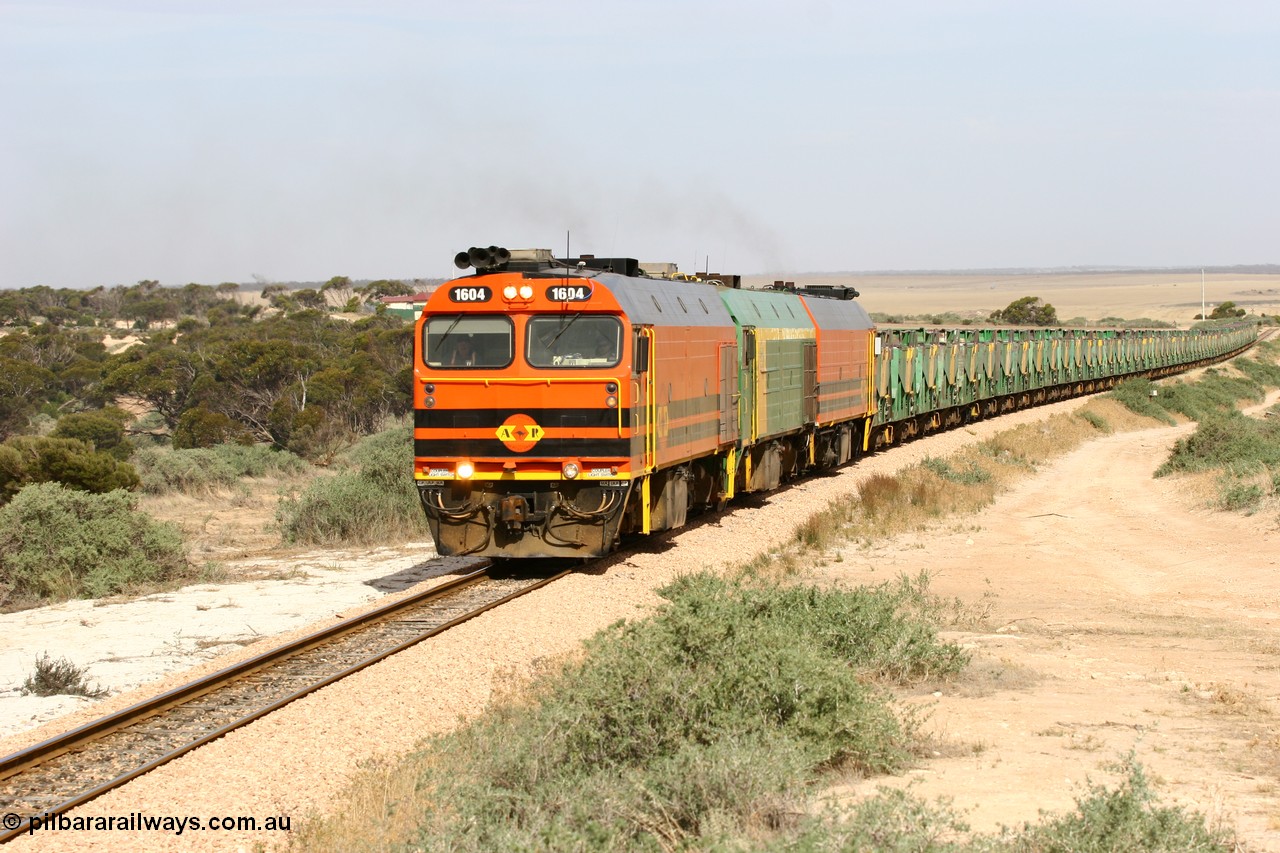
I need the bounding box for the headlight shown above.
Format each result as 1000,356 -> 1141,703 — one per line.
562,462 -> 579,479
518,284 -> 534,299
605,395 -> 617,408
456,461 -> 475,479
503,285 -> 518,299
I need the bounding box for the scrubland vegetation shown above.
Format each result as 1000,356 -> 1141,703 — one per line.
293,553 -> 1231,852
134,443 -> 309,496
0,278 -> 427,609
1110,339 -> 1280,515
0,483 -> 202,609
290,376 -> 1264,851
275,425 -> 427,546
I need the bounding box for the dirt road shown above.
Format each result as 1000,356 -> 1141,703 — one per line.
824,406 -> 1280,848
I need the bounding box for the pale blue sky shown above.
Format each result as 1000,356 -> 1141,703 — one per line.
2,1 -> 1277,288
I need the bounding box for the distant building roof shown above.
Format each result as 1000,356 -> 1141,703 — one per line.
379,292 -> 434,304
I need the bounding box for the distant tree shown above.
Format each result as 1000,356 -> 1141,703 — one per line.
990,296 -> 1058,326
1208,301 -> 1246,320
293,289 -> 326,310
0,359 -> 57,439
100,346 -> 203,430
172,406 -> 252,449
320,276 -> 353,309
358,279 -> 414,305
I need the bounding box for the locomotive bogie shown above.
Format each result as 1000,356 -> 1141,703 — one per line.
419,479 -> 632,559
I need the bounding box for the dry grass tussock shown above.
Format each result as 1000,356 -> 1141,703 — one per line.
757,409 -> 1118,586
1078,396 -> 1173,432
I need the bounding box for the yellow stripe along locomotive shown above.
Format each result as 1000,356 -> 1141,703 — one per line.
413,247 -> 1256,558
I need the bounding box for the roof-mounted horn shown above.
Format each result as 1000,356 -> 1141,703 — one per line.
454,245 -> 512,271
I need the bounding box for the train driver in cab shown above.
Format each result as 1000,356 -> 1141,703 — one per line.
448,336 -> 477,367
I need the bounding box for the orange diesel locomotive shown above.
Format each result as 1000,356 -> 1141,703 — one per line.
412,247 -> 877,558
413,248 -> 730,557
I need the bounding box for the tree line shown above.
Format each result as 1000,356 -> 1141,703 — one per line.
0,280 -> 420,502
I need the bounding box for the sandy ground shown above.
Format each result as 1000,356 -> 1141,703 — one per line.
822,401 -> 1280,846
0,545 -> 447,740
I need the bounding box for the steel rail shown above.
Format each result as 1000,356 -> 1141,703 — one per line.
0,564 -> 572,844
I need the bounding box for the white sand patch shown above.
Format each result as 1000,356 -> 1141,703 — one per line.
0,543 -> 441,740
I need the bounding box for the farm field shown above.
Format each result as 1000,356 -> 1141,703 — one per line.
743,270 -> 1280,325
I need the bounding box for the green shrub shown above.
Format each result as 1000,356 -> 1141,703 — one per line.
209,442 -> 309,478
1235,355 -> 1280,387
1155,374 -> 1264,422
1079,410 -> 1112,433
780,759 -> 1232,852
922,456 -> 993,484
346,423 -> 413,489
1216,477 -> 1265,513
0,483 -> 189,604
407,573 -> 967,851
135,443 -> 309,495
1109,379 -> 1176,425
172,405 -> 253,448
51,406 -> 134,459
997,757 -> 1234,852
276,425 -> 423,545
1156,413 -> 1280,476
0,435 -> 139,504
788,786 -> 971,852
276,468 -> 425,545
134,446 -> 238,494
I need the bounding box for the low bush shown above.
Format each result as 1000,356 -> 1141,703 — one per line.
276,424 -> 424,545
51,407 -> 134,459
0,435 -> 139,504
172,405 -> 253,449
1079,410 -> 1112,433
1215,477 -> 1265,514
780,757 -> 1232,852
1155,372 -> 1264,422
0,482 -> 189,605
1109,378 -> 1177,425
21,652 -> 107,698
1235,354 -> 1280,387
1156,412 -> 1280,476
405,573 -> 966,851
1112,346 -> 1280,428
923,456 -> 993,484
135,443 -> 309,495
994,756 -> 1234,852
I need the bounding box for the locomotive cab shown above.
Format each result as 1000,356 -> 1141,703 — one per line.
413,251 -> 641,558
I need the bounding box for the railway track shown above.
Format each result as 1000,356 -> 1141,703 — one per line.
0,563 -> 571,843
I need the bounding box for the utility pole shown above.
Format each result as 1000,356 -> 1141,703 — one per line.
1201,268 -> 1206,321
